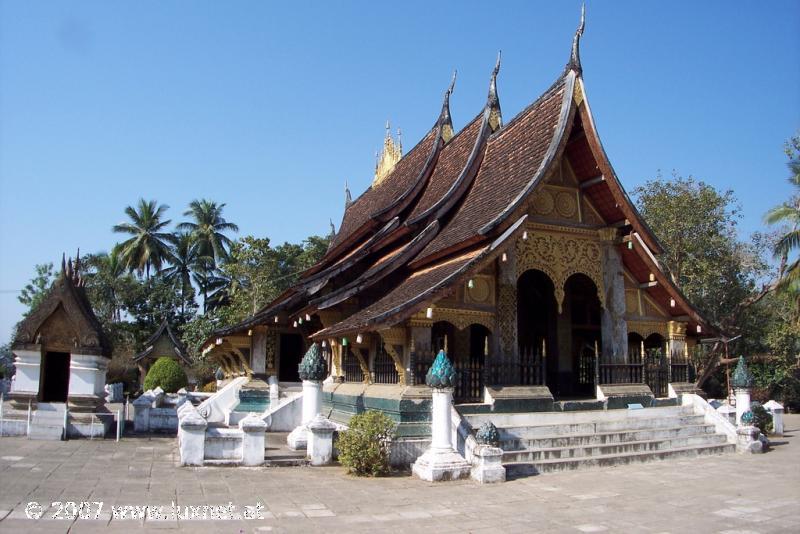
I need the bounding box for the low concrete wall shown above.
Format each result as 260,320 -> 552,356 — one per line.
0,419 -> 27,436
322,383 -> 432,437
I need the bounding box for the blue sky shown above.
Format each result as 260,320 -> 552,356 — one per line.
1,1 -> 798,345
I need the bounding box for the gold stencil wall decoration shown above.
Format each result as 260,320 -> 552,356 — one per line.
516,228 -> 605,313
497,283 -> 517,355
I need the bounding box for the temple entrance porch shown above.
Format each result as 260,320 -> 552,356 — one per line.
516,269 -> 601,400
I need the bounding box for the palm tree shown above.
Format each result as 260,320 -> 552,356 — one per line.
766,155 -> 800,295
177,199 -> 239,266
112,199 -> 176,278
160,232 -> 199,314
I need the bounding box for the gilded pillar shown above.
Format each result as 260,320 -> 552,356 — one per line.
667,320 -> 688,373
251,327 -> 267,374
498,248 -> 518,364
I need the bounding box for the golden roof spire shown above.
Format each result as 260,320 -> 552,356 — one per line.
373,119 -> 403,187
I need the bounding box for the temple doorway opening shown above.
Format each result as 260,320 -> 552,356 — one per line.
40,351 -> 70,403
278,333 -> 304,382
565,273 -> 602,399
517,269 -> 559,393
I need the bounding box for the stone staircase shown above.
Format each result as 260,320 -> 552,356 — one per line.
29,402 -> 67,441
465,405 -> 734,477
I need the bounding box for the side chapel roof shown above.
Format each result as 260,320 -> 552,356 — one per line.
13,253 -> 112,357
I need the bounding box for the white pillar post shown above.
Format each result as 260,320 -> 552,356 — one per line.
287,343 -> 327,451
307,414 -> 337,466
178,409 -> 207,466
430,388 -> 454,450
411,350 -> 470,481
735,388 -> 751,426
240,414 -> 268,466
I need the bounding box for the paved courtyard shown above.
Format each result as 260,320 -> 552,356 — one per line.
0,415 -> 798,533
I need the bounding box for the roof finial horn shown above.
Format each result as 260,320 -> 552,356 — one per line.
569,3 -> 586,74
438,70 -> 457,142
344,179 -> 352,208
486,51 -> 502,132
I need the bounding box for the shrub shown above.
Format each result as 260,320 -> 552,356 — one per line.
749,401 -> 773,434
201,381 -> 217,393
143,357 -> 188,393
336,410 -> 396,476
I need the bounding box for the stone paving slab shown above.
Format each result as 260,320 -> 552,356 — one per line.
0,416 -> 798,532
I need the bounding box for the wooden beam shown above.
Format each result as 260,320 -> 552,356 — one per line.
579,175 -> 605,189
639,281 -> 658,289
611,218 -> 631,228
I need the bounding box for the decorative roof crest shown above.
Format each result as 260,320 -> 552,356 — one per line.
373,120 -> 403,187
486,51 -> 502,132
567,3 -> 586,74
439,70 -> 457,142
344,179 -> 352,208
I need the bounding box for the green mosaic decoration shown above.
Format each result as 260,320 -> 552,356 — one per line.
425,350 -> 458,388
731,355 -> 754,389
476,421 -> 500,446
298,342 -> 327,381
741,410 -> 754,425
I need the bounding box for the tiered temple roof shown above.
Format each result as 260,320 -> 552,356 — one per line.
207,8 -> 712,346
13,253 -> 111,357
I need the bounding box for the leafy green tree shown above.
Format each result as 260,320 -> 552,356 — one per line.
143,357 -> 188,393
634,173 -> 767,331
0,342 -> 13,378
112,199 -> 176,278
18,262 -> 55,313
80,252 -> 135,323
177,199 -> 239,265
765,133 -> 800,304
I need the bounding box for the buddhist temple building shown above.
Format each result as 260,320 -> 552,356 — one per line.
9,254 -> 111,412
202,9 -> 712,435
133,319 -> 193,385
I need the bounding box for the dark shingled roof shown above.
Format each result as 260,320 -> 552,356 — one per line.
133,319 -> 192,364
407,116 -> 482,221
416,76 -> 569,264
326,129 -> 438,253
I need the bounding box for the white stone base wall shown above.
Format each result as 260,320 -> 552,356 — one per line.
389,438 -> 431,468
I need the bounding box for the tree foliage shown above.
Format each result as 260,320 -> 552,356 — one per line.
112,199 -> 176,278
18,263 -> 55,314
634,173 -> 768,331
143,357 -> 188,393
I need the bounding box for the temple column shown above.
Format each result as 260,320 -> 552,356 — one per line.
667,321 -> 687,381
251,327 -> 267,374
599,229 -> 627,363
497,248 -> 518,365
409,320 -> 432,386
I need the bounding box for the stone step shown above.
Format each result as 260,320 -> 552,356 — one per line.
503,443 -> 736,477
466,405 -> 693,429
502,433 -> 729,463
28,424 -> 64,441
497,415 -> 707,439
501,424 -> 716,451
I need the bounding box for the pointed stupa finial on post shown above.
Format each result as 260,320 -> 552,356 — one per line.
568,3 -> 586,74
438,70 -> 457,142
344,179 -> 352,209
61,253 -> 67,276
373,119 -> 403,186
486,51 -> 502,132
329,218 -> 336,238
66,256 -> 73,280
